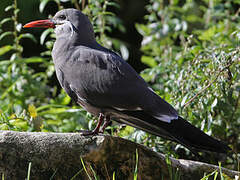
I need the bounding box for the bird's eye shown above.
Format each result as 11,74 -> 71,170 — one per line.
58,15 -> 66,20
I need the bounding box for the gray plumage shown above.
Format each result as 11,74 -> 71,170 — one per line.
25,8 -> 230,154
52,9 -> 178,123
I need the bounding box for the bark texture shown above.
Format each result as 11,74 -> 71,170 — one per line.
0,131 -> 238,179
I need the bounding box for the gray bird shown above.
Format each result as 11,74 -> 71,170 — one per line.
24,8 -> 230,154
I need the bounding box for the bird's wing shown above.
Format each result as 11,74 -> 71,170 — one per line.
60,46 -> 178,123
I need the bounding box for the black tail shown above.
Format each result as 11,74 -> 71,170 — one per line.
121,111 -> 230,153
161,116 -> 230,153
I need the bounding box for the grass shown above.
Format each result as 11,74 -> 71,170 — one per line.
1,152 -> 235,180
134,149 -> 139,180
81,158 -> 92,180
78,149 -> 140,180
27,162 -> 32,180
165,155 -> 181,180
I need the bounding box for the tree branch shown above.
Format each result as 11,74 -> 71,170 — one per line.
184,60 -> 237,107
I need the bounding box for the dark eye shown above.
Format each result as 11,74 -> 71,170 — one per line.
58,15 -> 66,20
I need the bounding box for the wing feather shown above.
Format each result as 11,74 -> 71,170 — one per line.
58,46 -> 178,122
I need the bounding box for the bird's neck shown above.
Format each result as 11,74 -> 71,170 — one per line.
52,36 -> 106,66
54,34 -> 109,52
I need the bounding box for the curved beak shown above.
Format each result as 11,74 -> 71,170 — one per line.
23,19 -> 55,28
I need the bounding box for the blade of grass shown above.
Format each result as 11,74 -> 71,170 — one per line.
165,155 -> 173,180
174,168 -> 180,180
218,162 -> 225,180
81,157 -> 92,180
71,168 -> 84,180
213,171 -> 219,180
112,171 -> 115,180
0,78 -> 19,100
134,149 -> 138,180
90,165 -> 98,180
0,57 -> 47,66
27,162 -> 32,180
200,170 -> 218,180
103,163 -> 110,180
50,168 -> 59,180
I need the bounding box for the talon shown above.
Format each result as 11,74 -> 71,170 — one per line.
99,116 -> 111,133
78,113 -> 104,136
77,130 -> 97,136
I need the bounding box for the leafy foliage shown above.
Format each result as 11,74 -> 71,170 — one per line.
0,0 -> 123,133
136,0 -> 240,168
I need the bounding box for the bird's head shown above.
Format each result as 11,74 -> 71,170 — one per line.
24,9 -> 95,43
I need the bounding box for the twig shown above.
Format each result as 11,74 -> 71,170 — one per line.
74,0 -> 81,10
82,0 -> 86,10
104,163 -> 111,180
184,60 -> 237,108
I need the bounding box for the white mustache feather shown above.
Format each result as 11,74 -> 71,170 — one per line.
65,21 -> 75,37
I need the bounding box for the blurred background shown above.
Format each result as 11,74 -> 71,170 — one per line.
0,0 -> 240,171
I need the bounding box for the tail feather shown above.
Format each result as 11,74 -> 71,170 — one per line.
121,111 -> 230,153
163,116 -> 230,153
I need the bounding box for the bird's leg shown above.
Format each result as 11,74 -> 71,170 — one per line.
99,115 -> 111,133
80,113 -> 104,136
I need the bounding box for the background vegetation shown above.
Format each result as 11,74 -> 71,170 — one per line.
0,0 -> 239,174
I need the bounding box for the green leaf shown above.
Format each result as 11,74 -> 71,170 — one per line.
10,120 -> 28,130
61,95 -> 71,105
106,1 -> 120,9
0,31 -> 14,41
5,5 -> 14,12
14,9 -> 20,16
39,0 -> 51,13
0,18 -> 13,25
211,98 -> 218,109
198,26 -> 216,41
40,28 -> 54,45
0,79 -> 19,100
118,126 -> 135,137
135,23 -> 151,36
141,56 -> 157,67
36,104 -> 67,112
0,45 -> 12,56
120,44 -> 129,60
0,57 -> 46,66
181,94 -> 188,107
38,108 -> 68,116
140,72 -> 154,82
18,33 -> 37,43
0,124 -> 9,130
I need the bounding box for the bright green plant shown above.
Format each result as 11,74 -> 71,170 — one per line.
136,0 -> 240,167
0,0 -> 125,133
0,0 -> 49,131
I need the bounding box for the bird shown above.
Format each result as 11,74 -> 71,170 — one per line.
24,8 -> 230,154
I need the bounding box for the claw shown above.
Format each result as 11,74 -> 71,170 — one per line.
99,116 -> 111,133
79,113 -> 104,136
78,129 -> 99,136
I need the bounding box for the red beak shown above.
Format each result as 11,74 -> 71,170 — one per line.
23,20 -> 55,28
